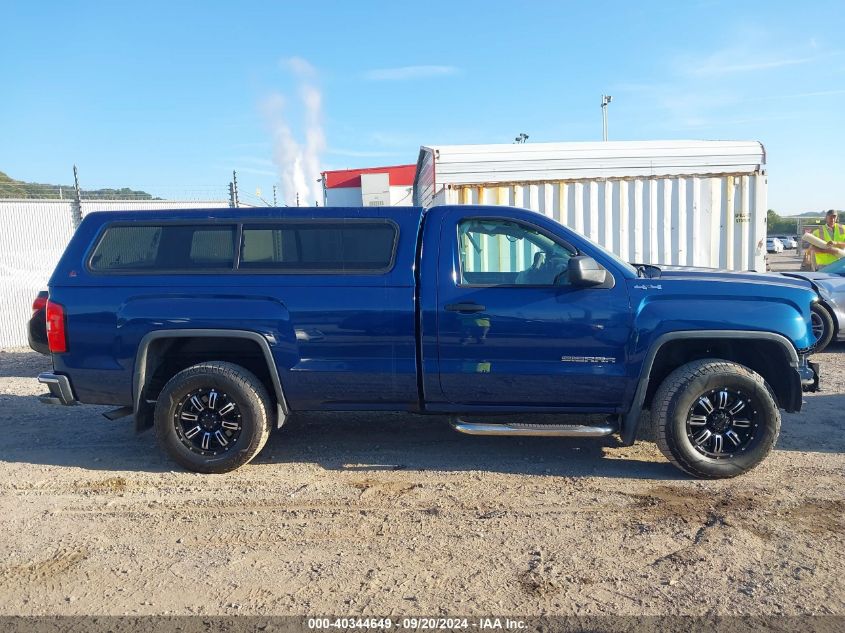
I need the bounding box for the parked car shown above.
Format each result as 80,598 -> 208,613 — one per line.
766,237 -> 784,253
35,206 -> 819,479
775,236 -> 797,249
781,256 -> 845,352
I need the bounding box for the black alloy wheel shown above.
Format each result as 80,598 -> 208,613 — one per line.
154,361 -> 273,473
174,387 -> 243,456
653,359 -> 780,479
685,388 -> 757,459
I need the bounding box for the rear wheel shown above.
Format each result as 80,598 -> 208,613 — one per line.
653,359 -> 780,479
154,361 -> 273,473
810,303 -> 835,353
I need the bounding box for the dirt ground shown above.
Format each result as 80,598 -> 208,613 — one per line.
0,342 -> 843,618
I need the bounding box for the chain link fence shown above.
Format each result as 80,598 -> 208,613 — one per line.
0,195 -> 231,348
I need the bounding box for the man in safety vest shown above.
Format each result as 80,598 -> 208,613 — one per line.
813,209 -> 845,268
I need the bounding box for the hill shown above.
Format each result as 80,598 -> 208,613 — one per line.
0,170 -> 155,200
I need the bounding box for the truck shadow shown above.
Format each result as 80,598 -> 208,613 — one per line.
0,394 -> 684,479
256,412 -> 684,480
3,392 -> 841,478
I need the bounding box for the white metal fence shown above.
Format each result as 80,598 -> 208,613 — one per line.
0,199 -> 229,348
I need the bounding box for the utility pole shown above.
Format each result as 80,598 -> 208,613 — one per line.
272,185 -> 277,206
232,170 -> 239,207
228,182 -> 236,207
601,94 -> 613,141
70,165 -> 83,229
318,176 -> 327,206
296,192 -> 300,207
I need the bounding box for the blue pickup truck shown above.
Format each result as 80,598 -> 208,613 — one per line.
36,205 -> 820,478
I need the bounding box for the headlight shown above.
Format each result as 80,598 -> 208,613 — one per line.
815,286 -> 833,302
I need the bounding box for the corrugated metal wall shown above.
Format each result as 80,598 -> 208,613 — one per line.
413,148 -> 436,207
0,199 -> 230,348
434,174 -> 767,272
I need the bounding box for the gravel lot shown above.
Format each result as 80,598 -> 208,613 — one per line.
0,342 -> 842,617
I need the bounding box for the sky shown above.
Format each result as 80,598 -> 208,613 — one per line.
1,0 -> 843,213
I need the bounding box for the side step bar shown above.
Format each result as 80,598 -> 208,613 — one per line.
450,418 -> 617,437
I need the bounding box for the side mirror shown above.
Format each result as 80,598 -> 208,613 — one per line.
566,256 -> 608,287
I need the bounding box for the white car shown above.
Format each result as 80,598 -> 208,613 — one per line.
775,235 -> 797,249
766,237 -> 784,253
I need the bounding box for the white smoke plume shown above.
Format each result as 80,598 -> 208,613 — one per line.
262,57 -> 326,206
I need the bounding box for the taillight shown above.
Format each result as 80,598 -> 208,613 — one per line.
46,300 -> 67,353
32,292 -> 48,314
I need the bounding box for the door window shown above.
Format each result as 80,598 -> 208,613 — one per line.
457,219 -> 575,286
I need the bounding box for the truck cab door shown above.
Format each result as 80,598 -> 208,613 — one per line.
432,208 -> 632,410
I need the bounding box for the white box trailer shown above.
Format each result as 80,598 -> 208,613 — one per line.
413,140 -> 767,271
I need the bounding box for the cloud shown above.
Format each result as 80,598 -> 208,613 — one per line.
761,88 -> 845,100
231,141 -> 271,150
261,56 -> 326,206
368,131 -> 420,147
230,156 -> 275,167
612,36 -> 844,133
690,55 -> 818,77
676,112 -> 801,129
281,56 -> 317,77
326,148 -> 402,158
680,39 -> 842,78
300,83 -> 326,205
363,65 -> 459,81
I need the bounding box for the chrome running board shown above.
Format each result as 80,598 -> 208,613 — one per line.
450,418 -> 617,437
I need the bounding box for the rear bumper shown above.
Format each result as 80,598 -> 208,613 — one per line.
38,372 -> 78,406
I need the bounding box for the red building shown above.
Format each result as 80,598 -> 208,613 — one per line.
321,164 -> 416,207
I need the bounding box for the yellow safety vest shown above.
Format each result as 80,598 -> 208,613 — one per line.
814,223 -> 845,266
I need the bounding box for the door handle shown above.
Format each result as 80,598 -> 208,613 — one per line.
445,302 -> 486,313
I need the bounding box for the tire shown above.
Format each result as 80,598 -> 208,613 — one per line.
154,361 -> 273,473
652,359 -> 780,479
810,303 -> 835,353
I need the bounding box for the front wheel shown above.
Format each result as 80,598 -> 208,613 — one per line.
652,359 -> 780,479
154,361 -> 273,473
810,303 -> 835,353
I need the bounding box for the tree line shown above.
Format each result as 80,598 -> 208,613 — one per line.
0,170 -> 155,200
767,209 -> 841,235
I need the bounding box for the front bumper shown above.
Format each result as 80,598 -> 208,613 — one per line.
798,357 -> 820,392
38,372 -> 78,406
